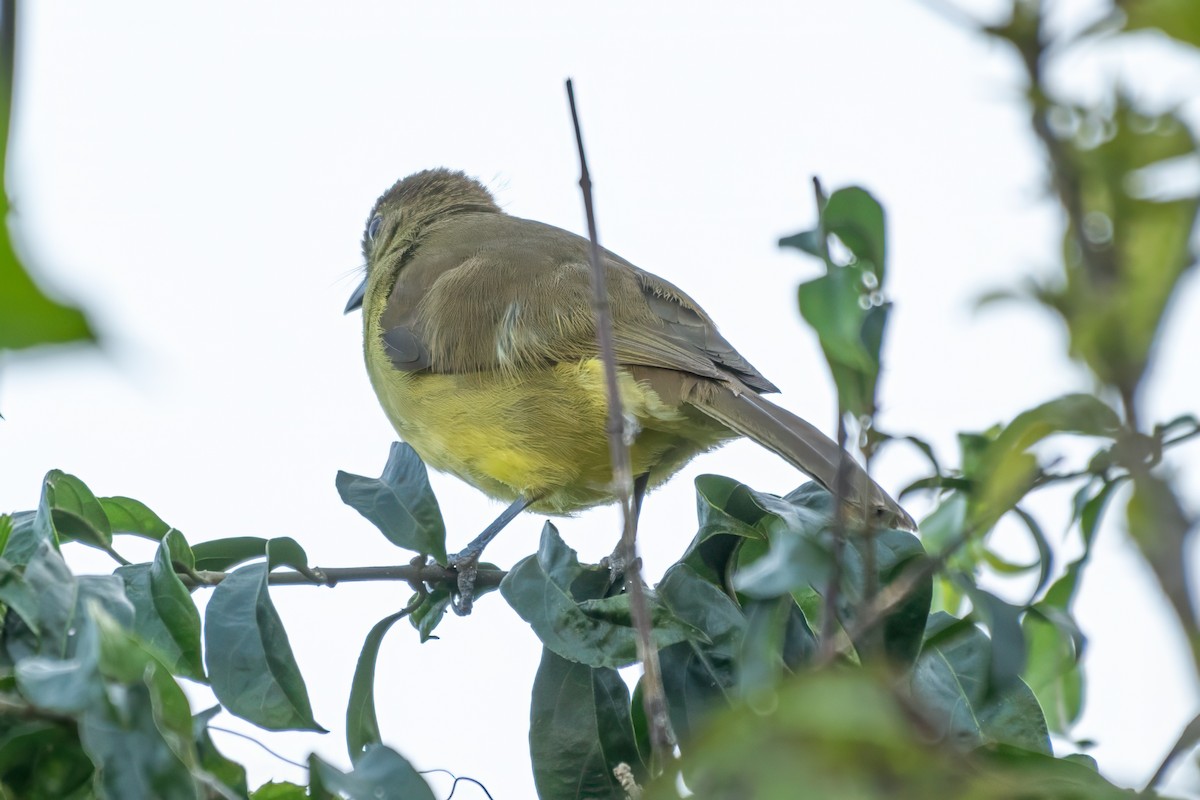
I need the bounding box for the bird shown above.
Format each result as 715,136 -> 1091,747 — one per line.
345,168 -> 915,612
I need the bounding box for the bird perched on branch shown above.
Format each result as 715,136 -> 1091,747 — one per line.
346,169 -> 915,611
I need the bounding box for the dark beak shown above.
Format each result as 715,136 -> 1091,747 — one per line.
344,277 -> 367,314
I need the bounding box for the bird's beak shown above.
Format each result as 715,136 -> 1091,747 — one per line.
345,277 -> 367,314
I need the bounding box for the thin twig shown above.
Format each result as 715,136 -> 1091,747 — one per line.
208,725 -> 308,770
565,78 -> 673,769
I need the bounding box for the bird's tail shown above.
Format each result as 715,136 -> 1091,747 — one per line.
691,386 -> 916,532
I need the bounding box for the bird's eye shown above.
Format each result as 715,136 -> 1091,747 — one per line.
367,215 -> 383,241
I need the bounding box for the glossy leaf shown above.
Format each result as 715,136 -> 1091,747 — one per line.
346,609 -> 409,762
337,443 -> 447,564
117,530 -> 205,681
100,496 -> 173,540
911,612 -> 1050,754
204,564 -> 324,731
529,647 -> 641,800
502,523 -> 695,668
191,536 -> 269,572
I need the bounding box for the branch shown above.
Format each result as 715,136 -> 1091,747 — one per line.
565,78 -> 674,768
180,562 -> 508,591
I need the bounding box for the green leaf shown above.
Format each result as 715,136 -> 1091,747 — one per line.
100,497 -> 172,541
191,537 -> 268,572
683,475 -> 768,588
1022,609 -> 1084,733
1118,0 -> 1200,48
529,647 -> 642,800
337,443 -> 447,564
193,706 -> 248,798
116,531 -> 205,681
0,722 -> 94,798
0,557 -> 39,635
77,679 -> 200,800
408,586 -> 452,642
11,542 -> 79,659
309,744 -> 435,800
204,563 -> 324,732
251,782 -> 309,800
656,565 -> 746,742
501,523 -> 695,668
824,186 -> 887,279
44,471 -> 112,552
14,613 -> 102,715
737,597 -> 816,695
0,236 -> 93,352
911,612 -> 1050,754
789,185 -> 891,418
346,609 -> 409,763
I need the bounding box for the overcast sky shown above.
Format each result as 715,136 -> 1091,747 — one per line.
3,1 -> 1199,798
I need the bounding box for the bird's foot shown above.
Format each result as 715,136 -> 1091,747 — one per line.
600,544 -> 632,593
449,547 -> 482,616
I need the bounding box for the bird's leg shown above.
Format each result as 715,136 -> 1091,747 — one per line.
449,495 -> 532,616
602,473 -> 651,588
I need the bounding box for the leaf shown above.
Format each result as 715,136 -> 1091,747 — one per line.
0,722 -> 94,798
789,185 -> 891,418
655,565 -> 746,742
77,679 -> 200,800
336,443 -> 447,564
501,523 -> 695,668
191,537 -> 268,572
0,232 -> 93,352
192,706 -> 248,798
911,612 -> 1050,754
116,530 -> 205,681
1022,609 -> 1084,733
346,609 -> 409,763
251,782 -> 309,800
43,471 -> 112,552
962,584 -> 1027,694
100,497 -> 173,540
309,744 -> 435,800
14,613 -> 102,715
529,648 -> 641,800
1118,0 -> 1200,48
204,563 -> 324,732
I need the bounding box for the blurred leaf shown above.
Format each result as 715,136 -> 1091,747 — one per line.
309,744 -> 435,800
77,679 -> 200,800
1118,0 -> 1200,47
1126,471 -> 1195,648
911,612 -> 1050,754
251,782 -> 309,800
0,722 -> 94,798
204,564 -> 324,732
11,542 -> 78,658
14,614 -> 102,715
100,497 -> 172,541
1036,97 -> 1199,394
968,395 -> 1121,531
191,537 -> 268,572
1022,609 -> 1084,733
346,609 -> 409,763
336,443 -> 447,564
0,231 -> 93,352
502,523 -> 695,668
646,670 -> 962,800
788,185 -> 890,418
192,706 -> 248,798
1010,507 -> 1054,602
962,584 -> 1027,694
529,648 -> 641,800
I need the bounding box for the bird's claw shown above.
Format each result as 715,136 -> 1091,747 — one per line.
449,550 -> 480,616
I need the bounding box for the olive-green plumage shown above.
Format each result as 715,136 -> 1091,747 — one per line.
348,169 -> 915,532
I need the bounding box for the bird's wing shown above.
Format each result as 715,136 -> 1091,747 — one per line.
377,214 -> 775,394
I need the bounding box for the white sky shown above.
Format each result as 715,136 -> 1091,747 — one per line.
2,1 -> 1199,798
